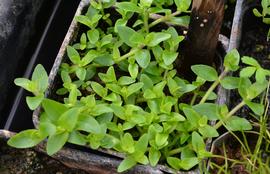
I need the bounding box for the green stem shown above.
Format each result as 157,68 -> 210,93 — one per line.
149,11 -> 181,28
163,70 -> 168,80
168,147 -> 183,156
214,101 -> 246,129
174,102 -> 179,113
199,70 -> 228,104
190,92 -> 198,105
115,45 -> 144,63
143,9 -> 149,33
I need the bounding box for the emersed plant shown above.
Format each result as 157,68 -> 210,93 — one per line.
253,0 -> 270,41
8,0 -> 270,172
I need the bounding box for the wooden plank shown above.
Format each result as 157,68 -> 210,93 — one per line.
178,0 -> 226,80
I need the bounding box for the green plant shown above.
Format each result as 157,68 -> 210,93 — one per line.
8,0 -> 270,172
253,0 -> 270,41
209,81 -> 270,174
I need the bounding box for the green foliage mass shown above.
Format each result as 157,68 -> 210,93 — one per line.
9,0 -> 270,172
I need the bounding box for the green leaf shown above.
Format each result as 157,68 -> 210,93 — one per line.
128,63 -> 139,79
238,78 -> 252,99
140,74 -> 153,90
146,32 -> 171,47
80,33 -> 87,50
127,82 -> 144,97
135,49 -> 151,68
104,93 -> 119,102
221,76 -> 240,89
253,8 -> 262,17
94,54 -> 114,66
246,81 -> 268,100
256,68 -> 267,83
8,129 -> 44,148
135,134 -> 149,153
162,50 -> 178,65
167,157 -> 181,170
42,99 -> 68,123
80,50 -> 97,66
179,158 -> 199,170
91,82 -> 107,97
77,115 -> 101,134
68,131 -> 87,146
98,66 -> 116,83
191,65 -> 218,81
75,67 -> 86,81
242,56 -> 260,67
140,0 -> 153,7
155,133 -> 168,147
111,104 -> 125,120
91,104 -> 113,116
118,76 -> 135,86
115,2 -> 142,13
39,122 -> 56,137
224,49 -> 240,71
26,95 -> 44,110
101,134 -> 119,149
75,15 -> 92,27
181,147 -> 196,159
58,108 -> 81,132
245,101 -> 265,116
192,132 -> 205,152
117,156 -> 137,172
175,0 -> 191,12
47,131 -> 69,156
225,116 -> 252,131
240,67 -> 256,78
87,29 -> 99,44
199,125 -> 219,138
129,31 -> 145,45
117,26 -> 138,47
107,84 -> 122,95
183,108 -> 200,126
193,103 -> 220,120
32,64 -> 49,93
67,46 -> 80,64
121,133 -> 135,153
14,78 -> 32,92
149,147 -> 161,166
101,34 -> 113,47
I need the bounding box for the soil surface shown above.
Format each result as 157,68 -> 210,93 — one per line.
0,139 -> 88,174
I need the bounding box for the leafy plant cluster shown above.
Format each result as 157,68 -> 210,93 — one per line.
8,0 -> 270,172
209,84 -> 270,174
253,0 -> 270,41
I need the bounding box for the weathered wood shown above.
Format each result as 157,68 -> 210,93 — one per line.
178,0 -> 226,80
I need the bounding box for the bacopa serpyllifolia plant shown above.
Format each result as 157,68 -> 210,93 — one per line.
8,0 -> 270,172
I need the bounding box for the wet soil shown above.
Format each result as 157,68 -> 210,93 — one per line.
0,139 -> 88,174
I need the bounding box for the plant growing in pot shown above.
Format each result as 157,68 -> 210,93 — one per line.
6,0 -> 270,173
209,45 -> 270,173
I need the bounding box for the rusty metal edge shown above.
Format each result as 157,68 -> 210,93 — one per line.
31,0 -> 230,173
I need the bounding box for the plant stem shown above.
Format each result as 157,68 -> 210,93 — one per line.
143,9 -> 149,33
115,45 -> 144,63
168,147 -> 183,156
149,11 -> 181,28
199,70 -> 228,104
174,102 -> 179,113
214,101 -> 246,129
190,92 -> 198,105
